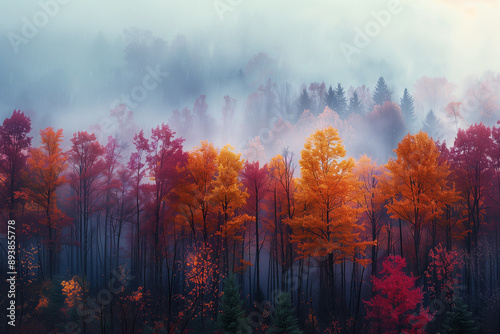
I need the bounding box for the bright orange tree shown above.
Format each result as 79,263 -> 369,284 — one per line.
181,140 -> 218,245
381,131 -> 457,276
288,126 -> 371,312
61,276 -> 86,315
180,248 -> 217,330
290,126 -> 370,261
20,127 -> 68,278
210,144 -> 249,274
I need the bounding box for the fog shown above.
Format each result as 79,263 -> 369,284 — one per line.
2,0 -> 500,161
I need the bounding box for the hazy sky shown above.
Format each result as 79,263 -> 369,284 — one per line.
2,0 -> 500,87
1,0 -> 500,150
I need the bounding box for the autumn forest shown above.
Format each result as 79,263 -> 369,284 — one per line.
2,72 -> 500,334
3,1 -> 500,333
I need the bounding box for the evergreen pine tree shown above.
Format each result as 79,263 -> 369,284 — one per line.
348,91 -> 363,114
442,297 -> 479,334
373,76 -> 392,106
422,109 -> 442,139
296,87 -> 313,115
333,83 -> 347,117
269,292 -> 303,334
400,88 -> 416,130
324,85 -> 336,111
218,274 -> 250,334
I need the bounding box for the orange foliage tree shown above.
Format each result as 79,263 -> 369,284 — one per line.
210,144 -> 249,274
20,127 -> 68,278
288,126 -> 371,313
179,248 -> 217,331
61,276 -> 86,314
181,140 -> 218,245
381,131 -> 457,276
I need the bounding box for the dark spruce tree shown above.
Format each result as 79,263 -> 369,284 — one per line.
400,88 -> 416,131
348,91 -> 363,115
296,87 -> 313,115
324,85 -> 336,111
269,292 -> 303,334
218,274 -> 250,334
442,297 -> 479,334
422,109 -> 442,139
373,76 -> 392,106
333,83 -> 348,118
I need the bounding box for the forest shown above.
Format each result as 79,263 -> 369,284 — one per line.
1,71 -> 500,333
2,1 -> 500,333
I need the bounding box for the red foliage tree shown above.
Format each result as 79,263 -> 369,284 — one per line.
365,255 -> 432,334
100,136 -> 124,282
145,123 -> 187,290
68,131 -> 106,276
128,130 -> 150,279
425,244 -> 464,306
241,160 -> 269,299
435,141 -> 463,251
450,123 -> 494,253
0,110 -> 32,220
